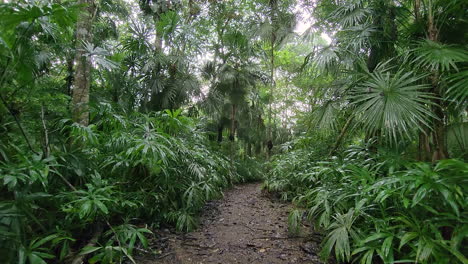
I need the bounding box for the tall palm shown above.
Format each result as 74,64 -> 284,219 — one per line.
256,0 -> 296,158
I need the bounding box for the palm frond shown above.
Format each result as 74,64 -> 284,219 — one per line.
351,67 -> 434,141
446,69 -> 468,104
304,45 -> 341,74
331,0 -> 369,28
307,100 -> 341,132
412,40 -> 468,72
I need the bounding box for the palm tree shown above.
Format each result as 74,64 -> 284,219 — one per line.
303,0 -> 468,160
258,0 -> 296,159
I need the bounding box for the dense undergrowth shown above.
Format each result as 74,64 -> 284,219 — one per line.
0,104 -> 263,264
1,0 -> 467,263
265,139 -> 468,264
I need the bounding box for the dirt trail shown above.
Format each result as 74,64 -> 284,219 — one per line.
140,183 -> 324,264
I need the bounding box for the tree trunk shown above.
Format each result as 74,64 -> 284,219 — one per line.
151,3 -> 164,53
228,104 -> 237,186
267,0 -> 277,160
418,129 -> 431,161
71,0 -> 95,126
229,104 -> 236,141
414,0 -> 421,21
66,55 -> 74,96
267,56 -> 274,160
40,105 -> 50,159
431,80 -> 449,161
428,8 -> 449,162
154,28 -> 163,52
217,124 -> 223,143
145,13 -> 164,112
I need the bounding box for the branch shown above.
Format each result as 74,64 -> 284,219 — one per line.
40,105 -> 50,158
0,94 -> 40,155
328,114 -> 355,156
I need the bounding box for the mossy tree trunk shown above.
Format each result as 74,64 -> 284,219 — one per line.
71,0 -> 95,126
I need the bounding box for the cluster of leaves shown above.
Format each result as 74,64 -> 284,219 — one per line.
0,104 -> 261,264
265,141 -> 468,264
298,0 -> 468,162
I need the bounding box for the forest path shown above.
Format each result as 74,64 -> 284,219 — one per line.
141,183 -> 324,264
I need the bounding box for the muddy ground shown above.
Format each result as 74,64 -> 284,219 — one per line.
137,183 -> 325,264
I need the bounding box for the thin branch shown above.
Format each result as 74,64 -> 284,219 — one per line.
106,220 -> 123,264
41,105 -> 50,158
328,114 -> 355,156
0,94 -> 40,155
155,251 -> 175,259
58,173 -> 78,192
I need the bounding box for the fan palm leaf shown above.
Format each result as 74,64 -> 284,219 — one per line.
412,40 -> 468,72
308,99 -> 341,132
330,0 -> 369,28
351,67 -> 435,142
446,69 -> 468,104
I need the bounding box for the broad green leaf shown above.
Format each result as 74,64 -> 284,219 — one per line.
399,232 -> 418,250
381,236 -> 393,259
79,246 -> 102,255
28,253 -> 48,264
94,200 -> 109,215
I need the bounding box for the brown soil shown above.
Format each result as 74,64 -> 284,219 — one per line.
139,183 -> 325,264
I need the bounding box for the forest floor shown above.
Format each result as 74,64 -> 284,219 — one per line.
137,183 -> 326,264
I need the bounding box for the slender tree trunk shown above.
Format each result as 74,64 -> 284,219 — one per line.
255,143 -> 261,155
112,75 -> 119,103
418,129 -> 431,161
267,0 -> 277,160
228,104 -> 237,186
267,48 -> 275,159
267,46 -> 274,160
66,55 -> 74,96
230,104 -> 236,141
428,7 -> 449,162
414,0 -> 421,21
154,30 -> 163,52
145,13 -> 163,112
256,114 -> 262,155
217,124 -> 223,143
72,0 -> 95,126
430,77 -> 449,161
151,4 -> 164,53
40,105 -> 50,158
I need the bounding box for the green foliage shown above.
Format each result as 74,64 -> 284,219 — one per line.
288,209 -> 302,235
304,0 -> 468,163
0,103 -> 260,263
236,157 -> 265,182
266,142 -> 468,263
79,224 -> 152,264
352,66 -> 434,141
413,40 -> 468,73
2,0 -> 467,263
0,0 -> 272,261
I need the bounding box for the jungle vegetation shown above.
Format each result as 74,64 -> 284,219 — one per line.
0,0 -> 466,263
